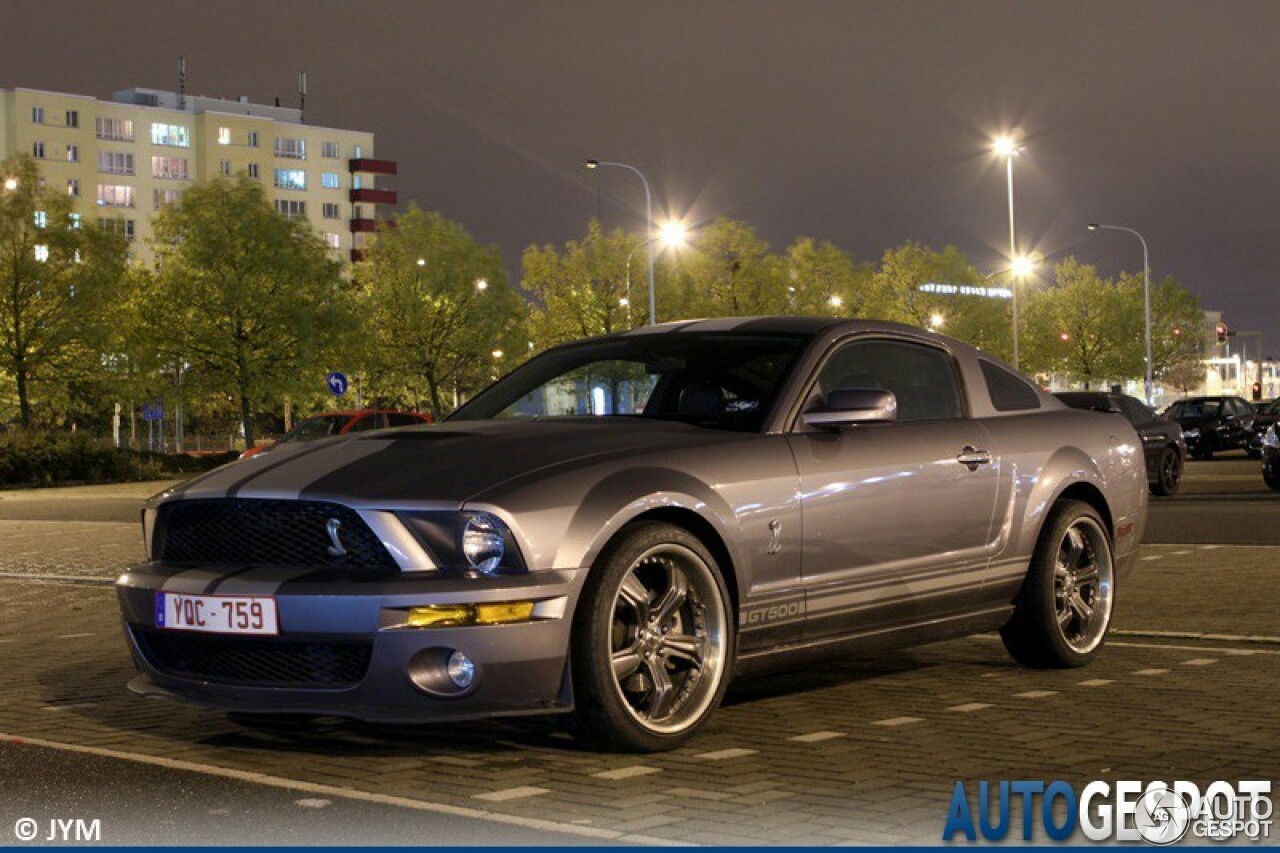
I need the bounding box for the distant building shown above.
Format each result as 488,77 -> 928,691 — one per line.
0,85 -> 396,263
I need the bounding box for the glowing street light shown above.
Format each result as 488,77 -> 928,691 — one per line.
474,278 -> 488,291
491,349 -> 504,359
828,295 -> 844,310
1010,254 -> 1036,279
416,257 -> 426,267
929,312 -> 945,330
658,219 -> 687,250
992,133 -> 1024,367
2,177 -> 17,192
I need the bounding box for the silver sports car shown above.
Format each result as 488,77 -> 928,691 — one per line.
116,317 -> 1146,751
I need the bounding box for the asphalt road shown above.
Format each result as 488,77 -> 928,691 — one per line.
0,460 -> 1275,845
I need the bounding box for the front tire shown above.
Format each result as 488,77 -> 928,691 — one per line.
571,522 -> 734,752
1149,447 -> 1183,496
1001,500 -> 1116,668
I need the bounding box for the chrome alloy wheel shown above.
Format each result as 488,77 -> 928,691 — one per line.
607,543 -> 728,735
1160,449 -> 1182,493
1053,516 -> 1114,654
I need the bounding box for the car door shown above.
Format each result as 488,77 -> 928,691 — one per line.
786,336 -> 1000,640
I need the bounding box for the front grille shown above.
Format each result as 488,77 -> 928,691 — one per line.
157,499 -> 397,569
133,627 -> 372,688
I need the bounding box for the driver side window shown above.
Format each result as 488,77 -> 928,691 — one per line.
816,338 -> 964,422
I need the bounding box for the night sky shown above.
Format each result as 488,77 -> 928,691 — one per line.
8,1 -> 1280,352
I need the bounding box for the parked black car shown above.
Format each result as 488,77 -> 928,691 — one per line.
1162,396 -> 1254,460
1056,391 -> 1187,496
1247,398 -> 1279,459
1262,425 -> 1280,491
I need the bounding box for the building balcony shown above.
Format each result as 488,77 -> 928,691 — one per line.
348,158 -> 397,175
350,218 -> 395,233
349,187 -> 398,205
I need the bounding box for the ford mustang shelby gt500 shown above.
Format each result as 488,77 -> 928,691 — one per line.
116,317 -> 1146,751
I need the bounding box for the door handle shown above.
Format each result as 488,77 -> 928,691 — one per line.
956,446 -> 992,470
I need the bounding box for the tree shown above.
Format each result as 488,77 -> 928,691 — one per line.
1114,271 -> 1203,382
0,154 -> 128,426
1021,258 -> 1126,388
867,243 -> 982,326
670,218 -> 784,317
139,176 -> 350,446
357,207 -> 522,417
523,220 -> 639,348
772,237 -> 873,317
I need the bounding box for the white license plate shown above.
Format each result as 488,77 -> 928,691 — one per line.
156,592 -> 279,636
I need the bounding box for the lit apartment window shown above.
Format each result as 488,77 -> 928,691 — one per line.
66,144 -> 79,162
220,160 -> 231,176
274,199 -> 307,219
98,151 -> 135,175
31,106 -> 44,124
274,169 -> 306,191
322,202 -> 341,219
247,163 -> 260,179
67,179 -> 80,197
321,172 -> 340,189
274,137 -> 306,159
150,123 -> 190,147
247,131 -> 259,147
95,117 -> 134,141
66,110 -> 79,128
98,218 -> 136,242
152,189 -> 181,208
96,184 -> 135,208
69,213 -> 81,229
352,145 -> 364,158
34,244 -> 49,262
321,141 -> 340,158
34,211 -> 48,228
218,127 -> 231,145
324,233 -> 341,249
352,175 -> 365,190
151,156 -> 189,180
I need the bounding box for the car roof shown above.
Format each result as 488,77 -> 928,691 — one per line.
614,316 -> 938,338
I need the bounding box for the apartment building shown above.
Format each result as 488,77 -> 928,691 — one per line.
0,85 -> 396,263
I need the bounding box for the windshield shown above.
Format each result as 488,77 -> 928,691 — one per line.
450,333 -> 811,432
282,414 -> 351,442
1166,400 -> 1221,419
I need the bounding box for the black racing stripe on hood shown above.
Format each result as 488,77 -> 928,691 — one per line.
224,441 -> 345,498
295,434 -> 443,502
203,566 -> 258,593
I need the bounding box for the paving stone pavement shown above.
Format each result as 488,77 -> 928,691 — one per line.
0,575 -> 1277,844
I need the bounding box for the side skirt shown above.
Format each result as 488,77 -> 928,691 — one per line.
732,605 -> 1014,678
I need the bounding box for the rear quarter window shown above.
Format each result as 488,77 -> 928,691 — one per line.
980,360 -> 1042,412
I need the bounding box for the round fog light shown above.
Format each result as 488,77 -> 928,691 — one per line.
446,651 -> 476,689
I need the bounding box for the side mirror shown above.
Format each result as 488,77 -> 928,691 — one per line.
803,388 -> 898,429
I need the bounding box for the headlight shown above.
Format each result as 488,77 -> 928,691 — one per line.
463,513 -> 506,572
1183,427 -> 1200,438
398,510 -> 527,575
1264,425 -> 1279,449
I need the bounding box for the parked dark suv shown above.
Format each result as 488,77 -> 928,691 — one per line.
1162,396 -> 1254,460
1057,391 -> 1187,495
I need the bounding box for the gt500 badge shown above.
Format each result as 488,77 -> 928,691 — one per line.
741,601 -> 803,626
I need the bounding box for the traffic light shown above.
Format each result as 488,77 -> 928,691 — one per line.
1217,323 -> 1228,343
1252,382 -> 1263,401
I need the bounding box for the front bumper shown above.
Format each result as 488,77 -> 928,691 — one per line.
116,563 -> 588,723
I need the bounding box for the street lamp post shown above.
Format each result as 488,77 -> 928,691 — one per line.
992,135 -> 1023,368
587,159 -> 656,326
1088,223 -> 1153,404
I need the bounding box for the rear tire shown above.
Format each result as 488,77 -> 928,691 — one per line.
1149,447 -> 1182,497
1265,467 -> 1280,492
571,522 -> 734,752
1001,500 -> 1115,669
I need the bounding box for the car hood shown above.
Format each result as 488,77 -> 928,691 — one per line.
159,419 -> 734,508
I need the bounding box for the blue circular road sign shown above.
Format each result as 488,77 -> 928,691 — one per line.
326,372 -> 349,396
